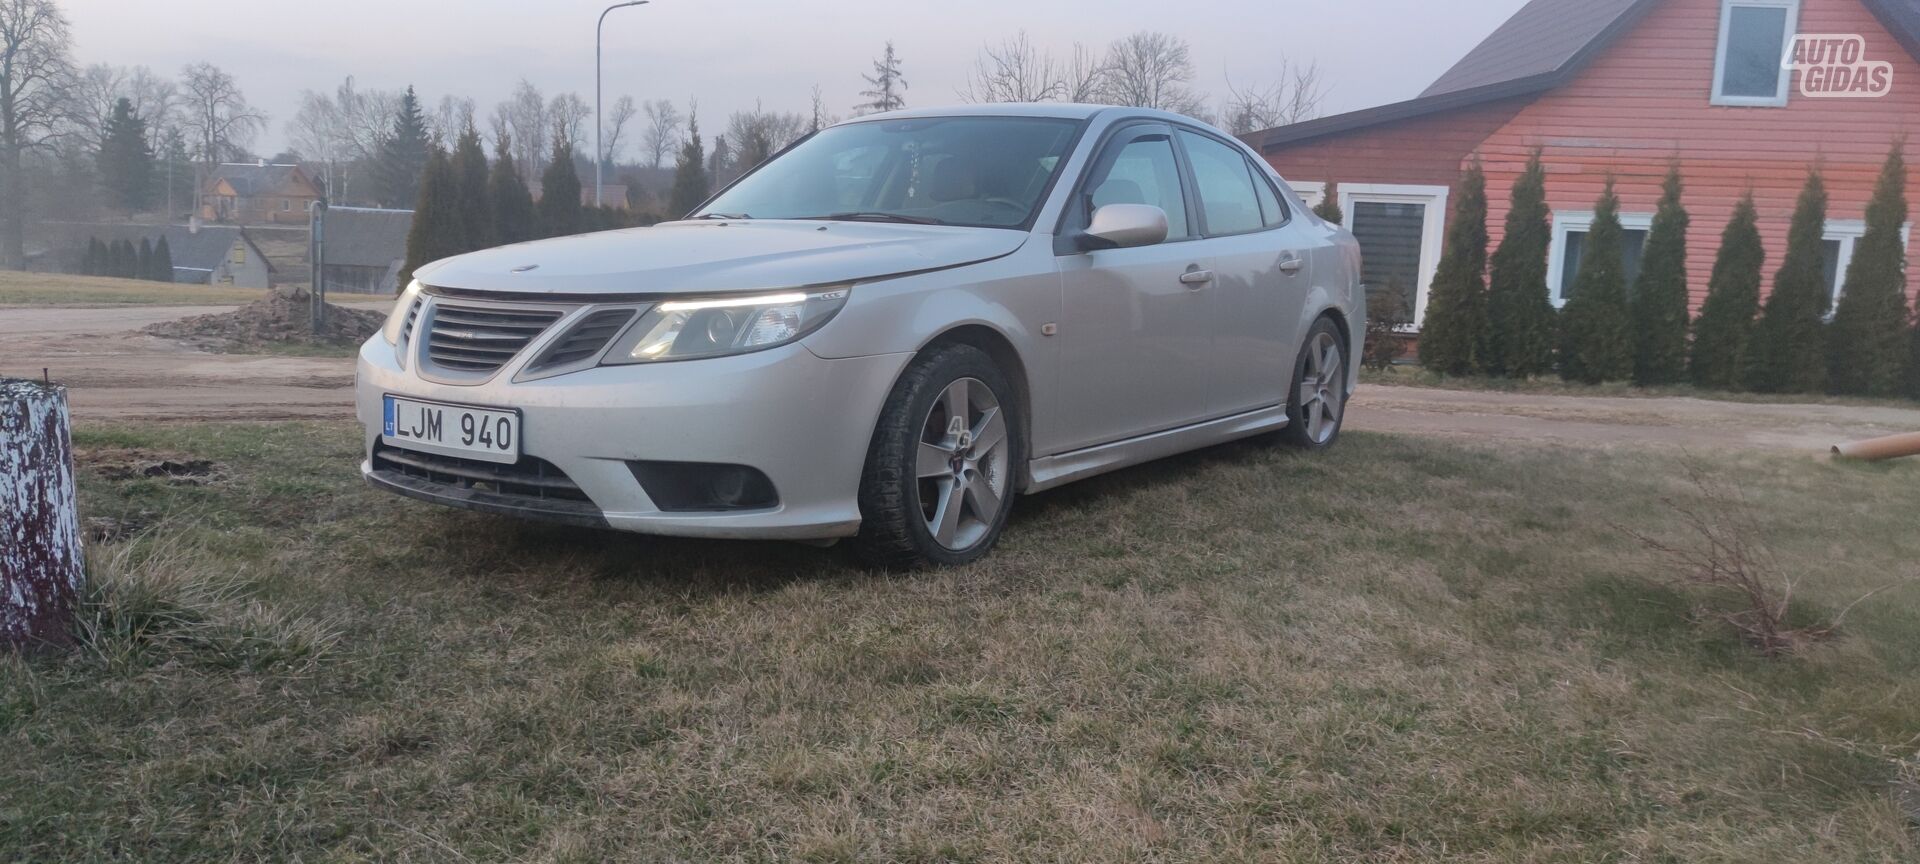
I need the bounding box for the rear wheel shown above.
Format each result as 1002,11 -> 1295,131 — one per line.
854,344 -> 1021,569
1280,317 -> 1347,450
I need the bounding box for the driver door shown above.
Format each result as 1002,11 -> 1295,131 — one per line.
1052,123 -> 1214,453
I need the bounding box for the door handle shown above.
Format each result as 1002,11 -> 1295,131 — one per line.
1179,269 -> 1215,287
1278,255 -> 1304,275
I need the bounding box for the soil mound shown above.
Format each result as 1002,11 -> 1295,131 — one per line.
147,288 -> 386,352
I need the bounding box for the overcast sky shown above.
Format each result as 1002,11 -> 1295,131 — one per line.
60,0 -> 1530,155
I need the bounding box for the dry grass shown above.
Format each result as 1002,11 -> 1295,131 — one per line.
1363,363 -> 1920,409
4,420 -> 1919,861
0,271 -> 389,307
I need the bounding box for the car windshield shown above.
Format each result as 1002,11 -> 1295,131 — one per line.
694,116 -> 1082,229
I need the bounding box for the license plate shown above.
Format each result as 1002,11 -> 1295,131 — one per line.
382,395 -> 520,464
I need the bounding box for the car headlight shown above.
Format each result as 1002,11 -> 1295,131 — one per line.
604,287 -> 850,363
383,279 -> 425,345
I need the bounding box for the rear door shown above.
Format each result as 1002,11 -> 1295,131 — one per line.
1173,128 -> 1317,416
1052,122 -> 1214,452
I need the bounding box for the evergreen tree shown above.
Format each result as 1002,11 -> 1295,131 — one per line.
1485,150 -> 1558,377
1827,142 -> 1910,396
489,136 -> 536,245
83,237 -> 106,276
374,86 -> 432,208
97,98 -> 155,213
151,235 -> 174,283
400,148 -> 464,286
1689,193 -> 1764,389
1418,160 -> 1489,376
450,124 -> 495,253
1311,188 -> 1342,225
536,137 -> 583,238
1559,176 -> 1634,383
667,113 -> 710,218
112,239 -> 133,278
1631,164 -> 1692,385
1743,169 -> 1831,393
857,41 -> 908,114
137,237 -> 153,282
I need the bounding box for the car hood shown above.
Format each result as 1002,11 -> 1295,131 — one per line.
413,219 -> 1031,296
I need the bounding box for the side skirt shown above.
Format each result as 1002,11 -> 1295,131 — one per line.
1024,406 -> 1289,494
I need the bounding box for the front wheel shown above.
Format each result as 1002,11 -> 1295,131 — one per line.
853,344 -> 1022,569
1280,318 -> 1348,450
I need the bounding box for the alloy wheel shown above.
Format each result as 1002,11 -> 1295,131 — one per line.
1298,331 -> 1344,445
915,377 -> 1010,551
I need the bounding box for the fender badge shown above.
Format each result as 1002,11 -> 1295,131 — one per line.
511,264 -> 539,273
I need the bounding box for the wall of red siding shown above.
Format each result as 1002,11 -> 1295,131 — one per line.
1478,0 -> 1920,310
1258,97 -> 1536,194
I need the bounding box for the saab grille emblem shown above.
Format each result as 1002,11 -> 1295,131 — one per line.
511,264 -> 540,273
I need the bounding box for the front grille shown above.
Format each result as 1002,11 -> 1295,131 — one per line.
528,308 -> 637,371
372,443 -> 590,503
426,303 -> 564,374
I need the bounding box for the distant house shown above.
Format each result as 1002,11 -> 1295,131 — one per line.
530,181 -> 631,209
319,206 -> 413,295
43,222 -> 275,288
1247,0 -> 1920,330
200,161 -> 322,225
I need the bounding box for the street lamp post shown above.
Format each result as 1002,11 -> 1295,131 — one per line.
596,0 -> 649,207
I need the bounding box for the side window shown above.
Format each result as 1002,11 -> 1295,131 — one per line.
1248,160 -> 1287,227
1177,130 -> 1264,236
1088,133 -> 1190,239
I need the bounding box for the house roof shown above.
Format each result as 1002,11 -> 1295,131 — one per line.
46,222 -> 273,274
205,162 -> 315,197
1252,0 -> 1920,151
322,207 -> 412,269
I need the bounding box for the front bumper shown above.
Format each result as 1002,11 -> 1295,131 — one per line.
355,337 -> 909,540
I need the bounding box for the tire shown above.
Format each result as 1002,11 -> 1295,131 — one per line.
1280,317 -> 1348,450
853,344 -> 1023,569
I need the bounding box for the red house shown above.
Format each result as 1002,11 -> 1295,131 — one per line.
1249,0 -> 1920,331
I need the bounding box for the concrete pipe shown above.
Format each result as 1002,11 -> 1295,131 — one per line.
1832,431 -> 1920,461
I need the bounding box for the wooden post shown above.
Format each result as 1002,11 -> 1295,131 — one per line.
1,378 -> 83,650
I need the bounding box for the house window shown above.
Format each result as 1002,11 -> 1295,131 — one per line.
1712,0 -> 1800,106
1821,219 -> 1913,314
231,245 -> 246,265
1339,184 -> 1450,328
1548,211 -> 1655,306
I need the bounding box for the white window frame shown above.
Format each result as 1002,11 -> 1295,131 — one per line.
1288,180 -> 1327,209
1547,210 -> 1657,307
1338,183 -> 1450,328
1822,219 -> 1912,314
1711,0 -> 1801,107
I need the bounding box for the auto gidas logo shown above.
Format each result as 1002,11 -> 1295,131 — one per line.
1789,34 -> 1893,98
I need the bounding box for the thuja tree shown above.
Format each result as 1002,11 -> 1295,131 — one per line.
489,136 -> 535,246
1418,160 -> 1489,375
1485,150 -> 1558,377
1312,186 -> 1343,225
1559,176 -> 1633,383
400,148 -> 463,285
1828,142 -> 1910,396
1689,193 -> 1764,389
1631,164 -> 1691,385
1743,170 -> 1831,393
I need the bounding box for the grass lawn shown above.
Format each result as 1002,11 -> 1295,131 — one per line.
0,272 -> 390,307
4,422 -> 1918,861
1363,364 -> 1920,409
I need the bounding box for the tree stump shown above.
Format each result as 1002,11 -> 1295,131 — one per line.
1,378 -> 83,650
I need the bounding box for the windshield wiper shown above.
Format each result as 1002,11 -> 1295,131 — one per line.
695,212 -> 751,219
806,211 -> 944,226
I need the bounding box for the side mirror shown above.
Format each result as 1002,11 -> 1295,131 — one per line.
1080,203 -> 1169,250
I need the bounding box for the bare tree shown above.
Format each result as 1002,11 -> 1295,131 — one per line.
288,89 -> 341,196
428,94 -> 475,146
1220,64 -> 1326,135
179,62 -> 264,176
725,103 -> 807,179
496,79 -> 546,177
0,0 -> 74,269
961,31 -> 1063,103
601,94 -> 636,165
807,84 -> 834,133
548,92 -> 588,147
124,67 -> 178,151
70,63 -> 125,151
1101,32 -> 1206,116
1062,43 -> 1109,103
639,97 -> 682,169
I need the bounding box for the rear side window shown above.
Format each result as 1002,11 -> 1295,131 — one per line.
1177,130 -> 1263,236
1090,134 -> 1190,239
1249,162 -> 1287,227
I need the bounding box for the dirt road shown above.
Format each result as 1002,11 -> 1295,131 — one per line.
7,305 -> 1920,452
1,306 -> 353,422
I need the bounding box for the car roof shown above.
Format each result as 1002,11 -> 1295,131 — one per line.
836,103 -> 1213,127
